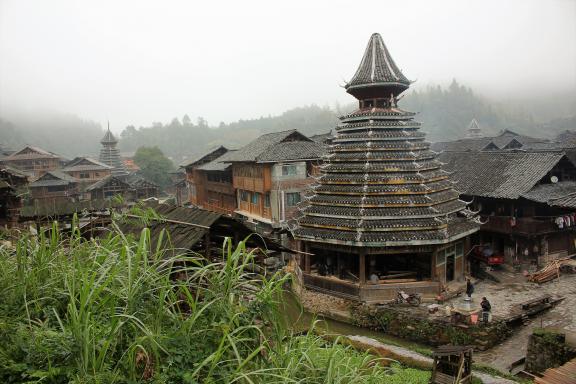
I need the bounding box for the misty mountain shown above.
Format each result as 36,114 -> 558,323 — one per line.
1,81 -> 575,162
0,112 -> 103,158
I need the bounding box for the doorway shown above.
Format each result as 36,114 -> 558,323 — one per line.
446,255 -> 455,282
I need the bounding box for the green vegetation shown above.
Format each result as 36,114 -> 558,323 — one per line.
133,146 -> 175,188
0,220 -> 430,383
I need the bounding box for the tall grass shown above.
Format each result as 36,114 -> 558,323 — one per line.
0,219 -> 424,383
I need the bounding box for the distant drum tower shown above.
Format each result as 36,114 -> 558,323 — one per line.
99,126 -> 128,176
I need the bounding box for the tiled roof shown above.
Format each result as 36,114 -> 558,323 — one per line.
101,128 -> 118,144
257,141 -> 324,162
3,146 -> 61,161
550,193 -> 576,209
345,33 -> 410,94
63,157 -> 113,172
85,175 -> 131,191
181,146 -> 228,168
224,129 -> 317,163
438,151 -> 566,199
431,130 -> 549,152
29,170 -> 78,187
309,131 -> 332,144
196,150 -> 237,171
521,181 -> 576,204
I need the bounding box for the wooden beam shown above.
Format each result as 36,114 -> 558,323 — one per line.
359,250 -> 366,286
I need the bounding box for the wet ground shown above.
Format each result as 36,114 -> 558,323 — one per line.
288,270 -> 576,375
445,271 -> 576,372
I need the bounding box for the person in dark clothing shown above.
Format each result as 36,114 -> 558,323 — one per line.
480,297 -> 491,322
465,278 -> 474,301
480,297 -> 491,312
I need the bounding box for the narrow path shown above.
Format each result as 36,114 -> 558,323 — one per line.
347,335 -> 517,384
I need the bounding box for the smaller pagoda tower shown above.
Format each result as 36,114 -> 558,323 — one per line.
99,126 -> 128,176
466,118 -> 483,138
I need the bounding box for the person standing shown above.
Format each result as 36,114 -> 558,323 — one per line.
465,278 -> 474,301
480,297 -> 491,322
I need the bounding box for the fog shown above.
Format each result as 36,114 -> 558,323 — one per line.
1,0 -> 575,132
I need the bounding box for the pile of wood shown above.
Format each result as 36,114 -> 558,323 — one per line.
528,257 -> 575,284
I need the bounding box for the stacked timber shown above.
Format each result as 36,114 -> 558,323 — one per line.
528,257 -> 574,284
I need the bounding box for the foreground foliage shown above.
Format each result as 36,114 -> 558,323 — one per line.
0,222 -> 429,383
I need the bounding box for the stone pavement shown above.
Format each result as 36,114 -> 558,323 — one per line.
447,272 -> 576,372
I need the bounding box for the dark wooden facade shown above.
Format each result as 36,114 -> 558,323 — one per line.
0,146 -> 63,178
0,167 -> 29,227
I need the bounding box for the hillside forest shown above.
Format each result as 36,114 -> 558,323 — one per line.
1,80 -> 575,163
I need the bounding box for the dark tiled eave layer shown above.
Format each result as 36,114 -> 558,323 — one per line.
333,131 -> 426,142
298,216 -> 445,232
331,142 -> 430,151
325,150 -> 436,162
294,218 -> 477,247
307,189 -> 459,207
322,160 -> 441,173
301,199 -> 467,219
336,121 -> 421,131
313,180 -> 454,195
340,108 -> 415,121
319,169 -> 449,184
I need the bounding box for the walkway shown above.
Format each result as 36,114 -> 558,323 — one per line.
347,335 -> 517,384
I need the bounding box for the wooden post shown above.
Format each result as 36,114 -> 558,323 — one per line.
336,253 -> 341,278
304,242 -> 311,273
204,231 -> 211,260
431,250 -> 437,280
359,250 -> 366,285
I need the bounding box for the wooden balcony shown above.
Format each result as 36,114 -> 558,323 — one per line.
481,215 -> 564,236
303,273 -> 440,303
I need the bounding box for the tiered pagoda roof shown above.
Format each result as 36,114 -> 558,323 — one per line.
99,127 -> 128,176
292,33 -> 479,247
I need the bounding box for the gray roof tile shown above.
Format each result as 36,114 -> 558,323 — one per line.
438,151 -> 566,199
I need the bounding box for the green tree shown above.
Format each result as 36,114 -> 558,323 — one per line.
133,146 -> 174,188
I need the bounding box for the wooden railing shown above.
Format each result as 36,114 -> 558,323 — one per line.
303,273 -> 441,303
303,274 -> 360,300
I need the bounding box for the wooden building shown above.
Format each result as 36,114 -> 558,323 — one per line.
291,33 -> 480,303
225,129 -> 324,231
118,202 -> 293,263
183,146 -> 239,214
28,170 -> 79,204
86,174 -> 158,201
62,157 -> 112,199
0,166 -> 29,227
0,146 -> 64,178
439,151 -> 576,267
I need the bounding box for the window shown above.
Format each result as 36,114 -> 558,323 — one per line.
286,192 -> 301,207
282,164 -> 298,176
80,172 -> 90,179
240,190 -> 249,202
455,242 -> 463,258
47,185 -> 66,192
251,192 -> 260,205
264,193 -> 271,207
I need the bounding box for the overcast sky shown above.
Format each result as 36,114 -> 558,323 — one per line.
1,0 -> 575,132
